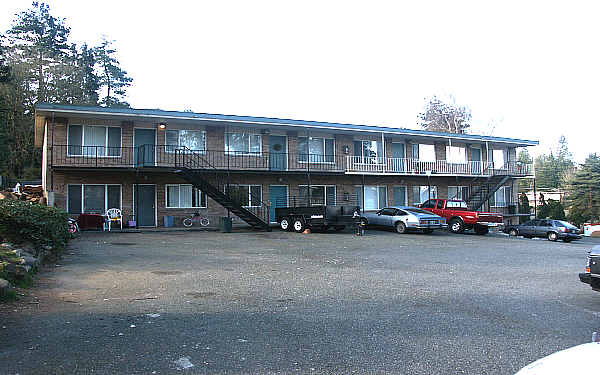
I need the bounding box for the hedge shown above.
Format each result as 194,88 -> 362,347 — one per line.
0,199 -> 70,256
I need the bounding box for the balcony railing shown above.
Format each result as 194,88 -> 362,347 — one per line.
49,145 -> 346,172
345,156 -> 533,176
49,145 -> 534,177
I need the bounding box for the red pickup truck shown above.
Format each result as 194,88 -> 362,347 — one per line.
419,199 -> 504,235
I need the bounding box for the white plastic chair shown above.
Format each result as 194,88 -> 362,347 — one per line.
105,208 -> 123,231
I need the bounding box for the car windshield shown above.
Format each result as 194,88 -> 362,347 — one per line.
555,220 -> 577,229
445,201 -> 468,208
406,208 -> 434,215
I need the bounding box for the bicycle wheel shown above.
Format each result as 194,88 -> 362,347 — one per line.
199,217 -> 210,226
183,218 -> 193,227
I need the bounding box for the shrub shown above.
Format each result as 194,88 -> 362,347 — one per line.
537,199 -> 566,221
0,200 -> 70,257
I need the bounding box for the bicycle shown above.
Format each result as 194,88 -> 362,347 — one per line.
183,212 -> 210,227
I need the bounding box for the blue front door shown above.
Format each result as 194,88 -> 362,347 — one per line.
392,143 -> 406,172
134,129 -> 156,166
269,185 -> 288,223
269,136 -> 287,171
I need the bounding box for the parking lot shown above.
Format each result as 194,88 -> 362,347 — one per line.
2,229 -> 600,374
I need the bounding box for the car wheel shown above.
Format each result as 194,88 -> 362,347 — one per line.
449,218 -> 464,234
293,219 -> 305,233
563,238 -> 572,243
395,222 -> 406,234
508,228 -> 518,237
547,232 -> 558,241
474,226 -> 489,235
280,217 -> 290,231
422,228 -> 434,234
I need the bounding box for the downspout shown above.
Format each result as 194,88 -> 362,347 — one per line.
50,112 -> 55,191
306,128 -> 311,205
381,131 -> 386,173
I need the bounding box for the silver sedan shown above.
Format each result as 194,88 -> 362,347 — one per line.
361,206 -> 447,234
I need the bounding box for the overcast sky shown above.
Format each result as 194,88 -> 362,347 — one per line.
1,1 -> 598,162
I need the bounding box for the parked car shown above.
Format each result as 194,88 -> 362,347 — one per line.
504,219 -> 582,242
418,199 -> 503,235
514,341 -> 600,374
579,245 -> 600,292
361,206 -> 446,234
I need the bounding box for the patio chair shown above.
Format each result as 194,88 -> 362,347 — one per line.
105,208 -> 123,231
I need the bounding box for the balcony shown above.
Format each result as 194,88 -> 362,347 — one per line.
345,156 -> 533,177
49,145 -> 346,173
49,145 -> 534,177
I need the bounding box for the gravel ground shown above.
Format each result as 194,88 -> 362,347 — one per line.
1,228 -> 599,374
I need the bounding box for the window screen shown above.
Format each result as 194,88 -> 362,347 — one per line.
107,127 -> 121,156
107,185 -> 121,210
83,185 -> 105,213
166,185 -> 179,207
393,187 -> 407,206
68,185 -> 82,214
250,185 -> 261,207
68,125 -> 83,155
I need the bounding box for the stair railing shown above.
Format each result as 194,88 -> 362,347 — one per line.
175,146 -> 271,227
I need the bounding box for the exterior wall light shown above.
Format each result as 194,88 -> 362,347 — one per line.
158,123 -> 167,130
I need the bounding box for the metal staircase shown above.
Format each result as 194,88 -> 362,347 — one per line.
174,147 -> 271,231
463,162 -> 520,211
465,174 -> 511,211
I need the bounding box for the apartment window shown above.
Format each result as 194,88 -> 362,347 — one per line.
298,137 -> 334,163
417,144 -> 436,162
227,185 -> 262,207
446,146 -> 466,163
165,130 -> 206,153
412,185 -> 437,205
412,143 -> 419,159
354,140 -> 383,163
67,184 -> 121,214
355,186 -> 387,210
225,133 -> 261,154
392,186 -> 407,206
393,186 -> 407,206
165,184 -> 207,208
68,125 -> 121,157
299,185 -> 336,205
490,186 -> 512,207
448,186 -> 470,200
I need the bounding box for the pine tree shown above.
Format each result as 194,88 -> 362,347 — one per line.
95,37 -> 132,107
7,1 -> 70,103
534,135 -> 574,190
565,154 -> 600,226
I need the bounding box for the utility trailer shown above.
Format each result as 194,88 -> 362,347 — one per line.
275,205 -> 361,233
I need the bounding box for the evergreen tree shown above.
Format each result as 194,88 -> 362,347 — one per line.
534,135 -> 574,190
565,154 -> 600,226
517,149 -> 533,191
537,199 -> 566,220
518,192 -> 531,224
7,1 -> 70,103
0,2 -> 132,178
95,37 -> 132,107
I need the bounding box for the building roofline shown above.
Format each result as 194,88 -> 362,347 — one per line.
35,103 -> 539,146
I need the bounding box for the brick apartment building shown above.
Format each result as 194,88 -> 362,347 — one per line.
34,104 -> 537,229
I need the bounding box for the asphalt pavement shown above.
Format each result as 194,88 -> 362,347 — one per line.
1,229 -> 599,374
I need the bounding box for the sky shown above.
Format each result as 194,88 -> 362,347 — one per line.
1,0 -> 598,162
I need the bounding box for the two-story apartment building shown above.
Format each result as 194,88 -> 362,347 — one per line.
34,104 -> 537,229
